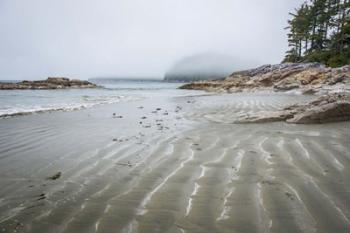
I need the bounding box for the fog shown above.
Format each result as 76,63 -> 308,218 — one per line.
0,0 -> 304,80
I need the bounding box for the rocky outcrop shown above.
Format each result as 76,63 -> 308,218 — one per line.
180,63 -> 350,94
236,93 -> 350,124
0,77 -> 97,90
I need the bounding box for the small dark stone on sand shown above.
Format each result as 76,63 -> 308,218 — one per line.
37,194 -> 46,201
116,161 -> 132,167
285,192 -> 295,200
47,172 -> 62,180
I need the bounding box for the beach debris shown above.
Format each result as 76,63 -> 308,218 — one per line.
47,172 -> 62,180
141,116 -> 147,119
138,106 -> 144,109
156,108 -> 162,111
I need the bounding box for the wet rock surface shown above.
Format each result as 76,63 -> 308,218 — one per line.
0,77 -> 97,90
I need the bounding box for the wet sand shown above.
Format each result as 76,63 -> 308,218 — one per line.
0,92 -> 350,233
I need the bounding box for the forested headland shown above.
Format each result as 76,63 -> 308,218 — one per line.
284,0 -> 349,67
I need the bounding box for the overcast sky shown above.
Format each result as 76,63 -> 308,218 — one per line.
0,0 -> 304,80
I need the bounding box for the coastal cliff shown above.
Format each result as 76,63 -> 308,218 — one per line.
0,77 -> 97,90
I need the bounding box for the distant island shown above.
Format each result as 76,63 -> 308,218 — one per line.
0,77 -> 97,90
163,53 -> 250,82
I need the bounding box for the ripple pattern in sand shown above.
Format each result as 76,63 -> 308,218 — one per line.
1,94 -> 350,233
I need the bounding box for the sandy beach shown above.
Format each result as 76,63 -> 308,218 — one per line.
0,91 -> 350,233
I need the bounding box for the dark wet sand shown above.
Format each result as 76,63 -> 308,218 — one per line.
0,92 -> 350,233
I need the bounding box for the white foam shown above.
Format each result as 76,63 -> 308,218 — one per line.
0,95 -> 139,117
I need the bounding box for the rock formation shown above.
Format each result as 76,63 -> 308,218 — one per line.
180,63 -> 350,94
236,93 -> 350,124
0,77 -> 97,90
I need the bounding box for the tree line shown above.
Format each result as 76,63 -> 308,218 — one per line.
284,0 -> 349,67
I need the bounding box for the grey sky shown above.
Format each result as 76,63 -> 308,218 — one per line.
0,0 -> 304,80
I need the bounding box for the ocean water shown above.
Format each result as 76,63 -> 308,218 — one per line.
0,80 -> 183,117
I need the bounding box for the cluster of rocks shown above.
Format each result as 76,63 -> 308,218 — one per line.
180,63 -> 350,94
0,77 -> 97,90
236,93 -> 350,124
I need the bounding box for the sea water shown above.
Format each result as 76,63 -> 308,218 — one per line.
0,80 -> 183,117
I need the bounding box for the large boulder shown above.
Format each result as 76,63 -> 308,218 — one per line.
236,93 -> 350,124
287,101 -> 350,123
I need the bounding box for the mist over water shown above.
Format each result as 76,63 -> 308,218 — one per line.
0,0 -> 305,80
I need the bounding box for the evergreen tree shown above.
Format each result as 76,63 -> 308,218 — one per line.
284,0 -> 350,67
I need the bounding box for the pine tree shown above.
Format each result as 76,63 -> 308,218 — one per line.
284,0 -> 350,67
